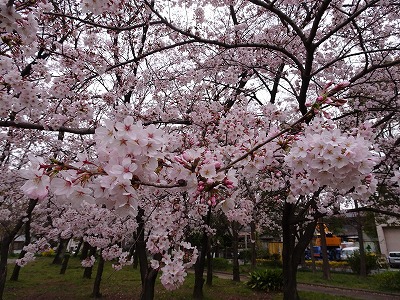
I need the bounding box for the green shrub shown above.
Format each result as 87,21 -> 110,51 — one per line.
211,258 -> 230,271
256,249 -> 270,259
246,269 -> 283,292
347,251 -> 378,274
256,258 -> 283,268
239,249 -> 252,262
374,271 -> 400,291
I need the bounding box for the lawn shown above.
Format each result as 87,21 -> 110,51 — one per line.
4,257 -> 397,300
4,256 -> 270,300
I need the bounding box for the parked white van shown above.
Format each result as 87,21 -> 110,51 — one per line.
340,247 -> 359,260
388,252 -> 400,268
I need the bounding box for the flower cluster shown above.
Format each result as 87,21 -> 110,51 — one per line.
286,117 -> 378,199
173,149 -> 237,206
81,255 -> 96,268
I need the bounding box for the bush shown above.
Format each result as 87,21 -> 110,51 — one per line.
375,271 -> 400,291
256,253 -> 282,269
347,251 -> 378,274
239,249 -> 252,262
304,260 -> 350,269
211,258 -> 230,271
246,269 -> 283,292
256,249 -> 270,259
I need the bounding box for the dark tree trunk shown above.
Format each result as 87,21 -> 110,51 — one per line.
206,236 -> 212,286
250,221 -> 257,271
0,236 -> 12,299
310,241 -> 316,273
10,206 -> 33,281
357,225 -> 367,277
282,202 -> 318,300
80,241 -> 90,260
231,222 -> 240,282
60,253 -> 70,274
135,207 -> 160,300
193,206 -> 211,300
133,249 -> 139,269
91,253 -> 105,298
52,238 -> 69,265
9,250 -> 24,282
0,199 -> 37,300
319,219 -> 330,280
139,266 -> 159,300
83,246 -> 96,279
136,208 -> 148,286
355,201 -> 367,277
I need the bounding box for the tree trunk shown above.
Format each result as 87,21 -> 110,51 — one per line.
355,201 -> 367,277
139,266 -> 159,300
319,219 -> 330,280
357,221 -> 367,277
60,253 -> 70,274
193,206 -> 211,300
52,238 -> 69,265
91,253 -> 105,298
135,207 -> 160,300
0,236 -> 12,299
282,202 -> 318,300
310,241 -> 316,273
10,209 -> 33,281
206,236 -> 213,286
83,246 -> 96,279
231,222 -> 240,282
80,241 -> 90,260
250,221 -> 257,271
0,199 -> 37,300
136,208 -> 148,286
133,249 -> 139,269
282,207 -> 299,300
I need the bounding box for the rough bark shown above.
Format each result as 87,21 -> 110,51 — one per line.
52,238 -> 69,265
83,246 -> 96,279
193,206 -> 211,300
80,241 -> 90,260
282,204 -> 300,300
282,202 -> 318,300
206,236 -> 213,286
10,206 -> 33,281
319,219 -> 331,280
353,201 -> 367,277
0,199 -> 37,300
0,236 -> 12,300
91,253 -> 105,298
231,222 -> 240,282
310,241 -> 317,273
136,208 -> 148,286
139,266 -> 159,300
250,221 -> 257,271
60,253 -> 70,275
135,207 -> 160,300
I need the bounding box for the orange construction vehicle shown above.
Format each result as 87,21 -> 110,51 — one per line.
314,224 -> 341,260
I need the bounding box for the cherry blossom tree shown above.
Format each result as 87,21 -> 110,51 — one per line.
1,1 -> 400,300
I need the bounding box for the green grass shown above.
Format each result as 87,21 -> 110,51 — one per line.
296,269 -> 382,291
5,257 -> 397,299
4,257 -> 268,300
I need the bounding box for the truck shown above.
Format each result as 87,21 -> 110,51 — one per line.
313,224 -> 342,260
